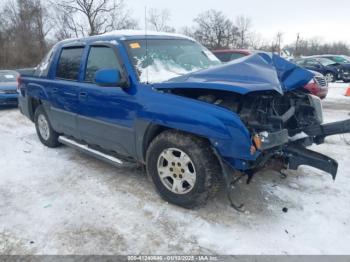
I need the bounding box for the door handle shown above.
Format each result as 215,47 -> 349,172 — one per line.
52,88 -> 58,93
64,91 -> 77,97
79,92 -> 88,99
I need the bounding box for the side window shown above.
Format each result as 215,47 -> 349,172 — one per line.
85,46 -> 121,83
305,59 -> 318,66
56,47 -> 84,80
230,53 -> 246,60
214,53 -> 232,62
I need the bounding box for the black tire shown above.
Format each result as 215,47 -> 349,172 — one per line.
34,105 -> 60,148
146,130 -> 221,208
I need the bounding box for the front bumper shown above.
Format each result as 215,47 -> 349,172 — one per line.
227,119 -> 350,178
0,94 -> 18,106
278,119 -> 350,178
285,145 -> 338,180
341,71 -> 350,81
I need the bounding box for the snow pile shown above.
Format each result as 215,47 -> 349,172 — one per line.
325,82 -> 350,102
0,102 -> 349,254
137,59 -> 199,83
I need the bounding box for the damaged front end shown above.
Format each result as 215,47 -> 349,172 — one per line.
155,52 -> 350,180
152,51 -> 350,210
234,89 -> 345,180
207,89 -> 350,211
174,87 -> 349,180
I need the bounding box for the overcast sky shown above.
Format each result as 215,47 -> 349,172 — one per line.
127,0 -> 349,44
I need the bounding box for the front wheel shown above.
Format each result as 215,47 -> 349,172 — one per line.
325,72 -> 336,82
146,130 -> 221,208
34,105 -> 60,148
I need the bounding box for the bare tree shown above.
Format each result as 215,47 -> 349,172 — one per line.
0,0 -> 52,69
286,37 -> 350,57
235,15 -> 252,49
147,8 -> 175,32
52,0 -> 138,38
294,33 -> 301,57
271,31 -> 283,55
193,9 -> 238,49
179,26 -> 194,38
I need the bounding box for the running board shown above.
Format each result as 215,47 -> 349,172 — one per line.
58,136 -> 125,167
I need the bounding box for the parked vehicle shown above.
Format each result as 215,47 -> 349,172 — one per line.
16,67 -> 37,76
213,49 -> 328,99
18,30 -> 350,208
303,70 -> 328,99
0,70 -> 19,107
293,57 -> 340,82
311,55 -> 350,82
212,49 -> 252,62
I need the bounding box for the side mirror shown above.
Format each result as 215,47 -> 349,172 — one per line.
95,68 -> 123,86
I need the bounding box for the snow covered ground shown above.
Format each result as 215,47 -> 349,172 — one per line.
0,83 -> 349,255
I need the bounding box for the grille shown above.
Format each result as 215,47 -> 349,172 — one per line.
314,76 -> 327,88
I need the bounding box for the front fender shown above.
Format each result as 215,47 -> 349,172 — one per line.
135,89 -> 256,163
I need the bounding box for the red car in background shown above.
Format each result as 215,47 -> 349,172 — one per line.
304,70 -> 328,99
212,49 -> 329,99
212,49 -> 252,62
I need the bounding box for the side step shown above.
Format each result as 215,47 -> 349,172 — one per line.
58,136 -> 126,167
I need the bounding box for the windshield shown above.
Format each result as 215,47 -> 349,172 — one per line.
316,58 -> 336,66
331,56 -> 350,63
342,56 -> 350,62
0,71 -> 18,83
126,39 -> 221,83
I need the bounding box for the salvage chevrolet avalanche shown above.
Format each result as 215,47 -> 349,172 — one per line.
18,30 -> 350,209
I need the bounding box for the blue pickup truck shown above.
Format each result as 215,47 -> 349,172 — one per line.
18,30 -> 350,208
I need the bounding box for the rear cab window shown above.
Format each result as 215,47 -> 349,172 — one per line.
34,45 -> 56,77
56,47 -> 84,81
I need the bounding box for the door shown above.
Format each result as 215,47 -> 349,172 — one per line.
49,46 -> 84,138
77,44 -> 136,157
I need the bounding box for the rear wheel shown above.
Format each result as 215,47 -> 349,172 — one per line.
34,105 -> 60,148
146,130 -> 221,208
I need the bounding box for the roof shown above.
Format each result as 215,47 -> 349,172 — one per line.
103,30 -> 194,40
0,70 -> 18,75
211,49 -> 253,54
58,29 -> 194,46
309,54 -> 338,57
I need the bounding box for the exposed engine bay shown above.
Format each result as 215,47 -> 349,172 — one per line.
170,88 -> 323,136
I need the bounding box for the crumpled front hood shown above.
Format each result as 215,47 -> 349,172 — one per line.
154,52 -> 314,95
